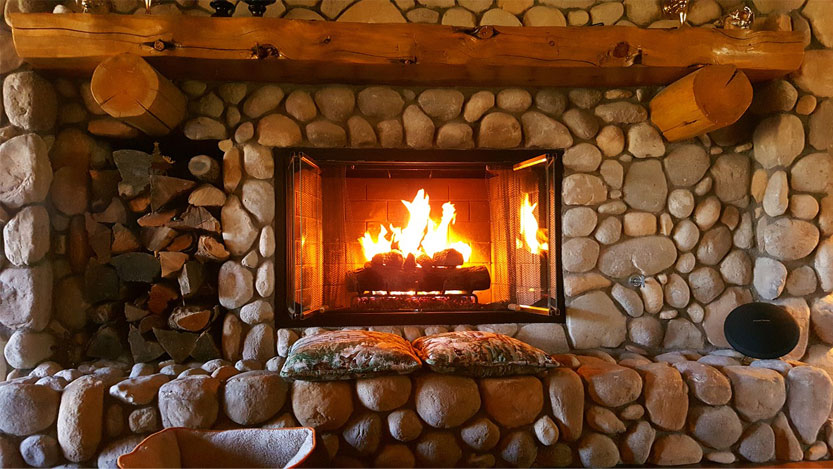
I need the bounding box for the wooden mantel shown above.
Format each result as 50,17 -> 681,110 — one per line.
8,12 -> 805,87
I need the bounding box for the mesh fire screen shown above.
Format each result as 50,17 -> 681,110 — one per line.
287,152 -> 562,323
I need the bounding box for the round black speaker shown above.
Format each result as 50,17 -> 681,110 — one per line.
723,302 -> 799,359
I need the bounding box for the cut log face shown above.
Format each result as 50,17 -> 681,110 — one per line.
159,251 -> 188,278
168,306 -> 211,332
188,155 -> 220,183
188,184 -> 226,207
90,52 -> 187,136
150,175 -> 196,211
649,64 -> 753,142
167,206 -> 221,234
195,235 -> 230,262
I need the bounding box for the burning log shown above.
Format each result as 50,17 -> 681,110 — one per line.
346,265 -> 491,294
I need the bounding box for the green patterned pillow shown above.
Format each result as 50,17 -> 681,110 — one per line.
281,330 -> 422,381
412,330 -> 558,377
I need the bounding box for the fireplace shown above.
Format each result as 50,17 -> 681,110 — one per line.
277,149 -> 564,326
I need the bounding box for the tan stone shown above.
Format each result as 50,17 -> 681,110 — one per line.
415,374 -> 480,428
638,363 -> 687,431
547,368 -> 583,441
480,376 -> 543,428
291,381 -> 353,431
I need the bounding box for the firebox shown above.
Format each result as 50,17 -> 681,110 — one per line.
276,149 -> 564,326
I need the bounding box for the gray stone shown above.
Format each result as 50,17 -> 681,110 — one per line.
415,374 -> 480,428
158,376 -> 221,429
563,207 -> 597,237
663,318 -> 704,349
359,87 -> 405,119
313,86 -> 354,122
58,376 -> 105,462
750,79 -> 798,115
403,104 -> 435,149
5,329 -> 54,369
672,219 -> 699,252
612,283 -> 644,317
724,366 -> 785,422
3,72 -> 57,131
627,123 -> 665,158
223,371 -> 287,425
0,262 -> 52,331
356,375 -> 411,412
242,323 -> 274,362
108,373 -> 169,405
650,434 -> 703,466
720,249 -> 752,285
292,380 -> 352,430
522,111 -> 573,148
284,90 -> 317,122
184,117 -> 226,140
306,120 -> 347,147
534,89 -> 567,115
597,236 -> 677,278
710,154 -> 751,206
240,300 -> 273,325
417,89 -> 462,121
817,236 -> 833,292
547,368 -> 584,442
586,405 -> 625,434
762,218 -> 819,261
694,196 -> 721,230
497,88 -> 532,112
3,205 -> 49,266
562,108 -> 599,139
753,257 -> 787,300
128,407 -> 159,434
388,409 -> 423,442
0,134 -> 52,209
563,174 -> 607,206
242,85 -> 283,119
563,143 -> 602,172
436,123 -> 474,149
218,261 -> 253,309
623,160 -> 667,213
20,434 -> 59,468
738,422 -> 775,463
664,144 -> 708,187
415,431 -> 462,468
566,291 -> 627,349
791,152 -> 833,194
594,216 -> 622,245
689,405 -> 742,449
241,179 -> 275,225
753,114 -> 804,169
562,237 -> 599,273
376,119 -> 403,148
772,411 -> 803,462
569,89 -> 602,109
463,91 -> 495,122
809,98 -> 833,150
673,361 -> 731,405
787,366 -> 833,444
222,196 -> 257,256
594,101 -> 646,124
697,226 -> 732,266
257,114 -> 302,147
96,436 -> 144,469
620,420 -> 655,465
347,116 -> 377,147
343,412 -> 382,455
479,112 -> 522,148
596,125 -> 625,157
628,316 -> 662,348
578,432 -> 619,468
0,383 -> 59,436
515,323 -> 569,354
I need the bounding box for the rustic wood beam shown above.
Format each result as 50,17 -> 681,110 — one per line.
90,52 -> 186,136
8,13 -> 805,87
649,65 -> 753,142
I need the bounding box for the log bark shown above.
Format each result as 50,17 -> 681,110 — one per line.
649,65 -> 753,142
9,13 -> 805,87
89,52 -> 186,136
347,265 -> 491,293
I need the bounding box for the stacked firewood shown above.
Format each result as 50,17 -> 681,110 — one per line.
76,144 -> 229,364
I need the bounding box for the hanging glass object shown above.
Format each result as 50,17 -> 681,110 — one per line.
722,5 -> 755,29
210,0 -> 235,16
662,0 -> 690,25
243,0 -> 275,16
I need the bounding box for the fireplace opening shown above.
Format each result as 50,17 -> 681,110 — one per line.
277,149 -> 564,326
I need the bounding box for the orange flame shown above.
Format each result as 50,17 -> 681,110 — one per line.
359,189 -> 472,263
518,193 -> 549,254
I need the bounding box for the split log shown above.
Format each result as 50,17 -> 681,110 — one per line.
138,209 -> 177,227
159,251 -> 188,278
142,226 -> 178,252
124,303 -> 150,322
188,155 -> 220,183
188,184 -> 226,207
147,283 -> 179,314
195,235 -> 230,262
68,215 -> 91,274
128,195 -> 151,213
167,233 -> 195,252
347,265 -> 491,293
167,206 -> 221,234
111,223 -> 141,254
90,52 -> 187,136
178,261 -> 205,298
649,65 -> 753,142
128,326 -> 165,363
168,306 -> 211,332
150,175 -> 195,211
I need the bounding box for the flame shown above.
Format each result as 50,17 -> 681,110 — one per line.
359,189 -> 472,263
518,193 -> 549,255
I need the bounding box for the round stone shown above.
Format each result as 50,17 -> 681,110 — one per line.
460,417 -> 500,451
415,374 -> 480,428
417,89 -> 463,121
342,412 -> 382,455
596,125 -> 625,157
356,375 -> 411,411
0,383 -> 59,436
664,144 -> 709,187
415,431 -> 462,467
359,87 -> 405,119
578,432 -> 619,468
313,86 -> 354,122
499,431 -> 538,468
292,380 -> 353,431
668,189 -> 695,218
753,114 -> 804,169
19,434 -> 59,468
387,409 -> 423,442
222,371 -> 288,425
563,207 -> 597,237
480,376 -> 543,428
563,143 -> 602,172
5,329 -> 55,369
3,71 -> 57,131
0,134 -> 52,209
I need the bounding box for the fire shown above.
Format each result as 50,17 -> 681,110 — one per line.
518,193 -> 549,255
359,189 -> 472,263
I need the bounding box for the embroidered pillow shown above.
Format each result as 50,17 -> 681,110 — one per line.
281,330 -> 422,381
412,330 -> 557,377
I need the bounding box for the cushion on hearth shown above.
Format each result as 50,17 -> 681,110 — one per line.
280,330 -> 422,381
412,330 -> 558,378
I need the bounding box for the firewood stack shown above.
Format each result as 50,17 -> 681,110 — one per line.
75,144 -> 229,364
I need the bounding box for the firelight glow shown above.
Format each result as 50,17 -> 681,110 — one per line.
518,193 -> 549,255
359,189 -> 472,263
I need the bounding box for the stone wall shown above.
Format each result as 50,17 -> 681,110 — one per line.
2,0 -> 833,466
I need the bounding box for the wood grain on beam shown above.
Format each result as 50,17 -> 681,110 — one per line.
8,13 -> 805,87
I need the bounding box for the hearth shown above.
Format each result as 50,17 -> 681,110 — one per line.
276,149 -> 564,326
